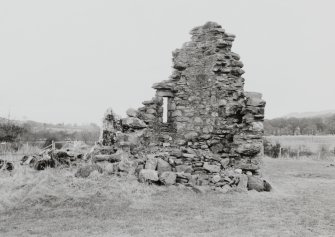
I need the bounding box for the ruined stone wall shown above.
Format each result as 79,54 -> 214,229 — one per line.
135,22 -> 265,171
93,22 -> 267,190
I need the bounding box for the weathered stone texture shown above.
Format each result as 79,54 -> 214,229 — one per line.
90,22 -> 268,191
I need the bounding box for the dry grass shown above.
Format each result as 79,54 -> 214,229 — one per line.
0,145 -> 41,161
266,135 -> 335,152
0,156 -> 335,236
266,135 -> 335,161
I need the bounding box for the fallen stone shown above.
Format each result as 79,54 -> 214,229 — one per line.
118,156 -> 133,173
53,150 -> 72,165
138,169 -> 159,183
159,171 -> 177,185
247,176 -> 272,192
34,158 -> 56,171
92,150 -> 127,163
157,158 -> 172,173
102,162 -> 116,175
75,164 -> 103,178
237,174 -> 248,190
176,172 -> 192,184
264,180 -> 272,192
0,159 -> 14,171
145,155 -> 158,170
5,162 -> 14,171
188,175 -> 198,186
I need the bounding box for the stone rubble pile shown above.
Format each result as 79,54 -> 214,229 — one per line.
20,149 -> 84,171
0,159 -> 14,171
85,22 -> 270,192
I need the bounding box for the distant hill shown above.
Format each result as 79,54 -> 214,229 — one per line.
265,110 -> 335,136
0,117 -> 100,143
283,110 -> 335,119
0,117 -> 100,133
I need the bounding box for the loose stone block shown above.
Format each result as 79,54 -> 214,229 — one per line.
159,171 -> 177,185
145,155 -> 158,170
157,158 -> 172,173
138,169 -> 159,183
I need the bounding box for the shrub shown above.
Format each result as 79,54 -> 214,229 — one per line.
264,139 -> 281,158
0,123 -> 25,142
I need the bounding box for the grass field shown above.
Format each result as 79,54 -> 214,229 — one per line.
266,135 -> 335,153
1,156 -> 335,237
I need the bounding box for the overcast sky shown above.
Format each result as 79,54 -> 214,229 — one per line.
1,0 -> 334,124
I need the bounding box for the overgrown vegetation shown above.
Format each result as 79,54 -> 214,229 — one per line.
0,123 -> 26,142
0,120 -> 100,147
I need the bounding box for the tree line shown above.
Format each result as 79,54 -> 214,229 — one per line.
0,122 -> 100,145
264,115 -> 335,135
3,114 -> 335,143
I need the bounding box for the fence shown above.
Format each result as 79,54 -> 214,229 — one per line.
265,135 -> 335,161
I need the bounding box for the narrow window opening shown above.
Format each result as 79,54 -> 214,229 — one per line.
163,97 -> 168,123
